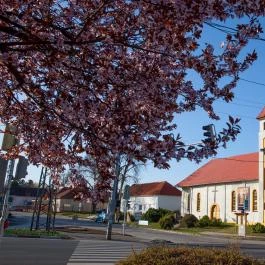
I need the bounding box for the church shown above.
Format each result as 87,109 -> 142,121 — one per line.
177,107 -> 265,224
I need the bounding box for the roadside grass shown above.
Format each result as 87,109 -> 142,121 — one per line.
130,221 -> 265,237
175,224 -> 265,237
57,211 -> 95,219
174,223 -> 237,234
4,228 -> 66,238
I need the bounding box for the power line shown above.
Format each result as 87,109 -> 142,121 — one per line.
239,78 -> 265,87
204,21 -> 265,87
217,111 -> 256,120
205,21 -> 265,42
234,97 -> 265,106
220,101 -> 261,109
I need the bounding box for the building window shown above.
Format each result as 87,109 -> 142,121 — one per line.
196,193 -> 201,212
231,191 -> 236,212
253,189 -> 258,211
139,204 -> 142,211
187,194 -> 190,212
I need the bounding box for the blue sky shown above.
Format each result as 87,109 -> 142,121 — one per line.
138,18 -> 265,186
21,18 -> 265,186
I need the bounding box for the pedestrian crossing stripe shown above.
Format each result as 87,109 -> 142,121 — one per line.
67,239 -> 145,265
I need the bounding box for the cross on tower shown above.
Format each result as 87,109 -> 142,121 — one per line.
212,186 -> 218,203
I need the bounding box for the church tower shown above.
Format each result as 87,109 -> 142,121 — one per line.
257,107 -> 265,224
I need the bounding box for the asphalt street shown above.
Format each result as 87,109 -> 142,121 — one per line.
0,237 -> 78,265
3,212 -> 265,263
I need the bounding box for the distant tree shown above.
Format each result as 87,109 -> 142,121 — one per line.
26,179 -> 34,187
117,155 -> 143,201
11,178 -> 37,188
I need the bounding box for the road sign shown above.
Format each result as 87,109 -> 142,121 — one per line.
14,156 -> 29,180
1,124 -> 17,151
0,158 -> 8,194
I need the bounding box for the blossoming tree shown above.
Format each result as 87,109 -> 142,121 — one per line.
0,1 -> 264,187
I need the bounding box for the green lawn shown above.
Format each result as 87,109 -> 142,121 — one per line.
174,224 -> 265,237
174,224 -> 238,234
57,211 -> 95,219
132,221 -> 265,238
4,228 -> 66,238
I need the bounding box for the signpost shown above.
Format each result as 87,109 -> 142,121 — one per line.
122,185 -> 130,236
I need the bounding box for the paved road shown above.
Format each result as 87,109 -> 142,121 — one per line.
0,237 -> 144,265
9,211 -> 103,229
6,212 -> 265,262
0,237 -> 78,265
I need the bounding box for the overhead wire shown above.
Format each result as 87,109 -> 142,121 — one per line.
204,21 -> 265,87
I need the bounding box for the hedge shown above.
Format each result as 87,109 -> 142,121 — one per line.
116,246 -> 264,265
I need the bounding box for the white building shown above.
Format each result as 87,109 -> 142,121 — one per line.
124,181 -> 181,218
177,106 -> 265,224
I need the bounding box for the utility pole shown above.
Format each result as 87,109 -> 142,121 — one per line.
30,167 -> 48,230
0,159 -> 15,236
46,175 -> 53,232
106,155 -> 120,240
122,185 -> 130,236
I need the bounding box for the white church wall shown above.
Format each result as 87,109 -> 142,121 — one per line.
180,181 -> 260,224
190,186 -> 208,219
180,189 -> 189,216
258,119 -> 265,224
157,195 -> 181,212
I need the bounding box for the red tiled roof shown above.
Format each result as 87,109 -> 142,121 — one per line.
130,181 -> 182,196
177,152 -> 258,187
257,107 -> 265,120
57,187 -> 87,200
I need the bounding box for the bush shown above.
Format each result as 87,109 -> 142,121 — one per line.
128,212 -> 135,222
251,223 -> 265,233
198,215 -> 211,227
211,218 -> 223,227
141,208 -> 172,223
116,246 -> 264,265
159,214 -> 175,230
179,214 -> 198,228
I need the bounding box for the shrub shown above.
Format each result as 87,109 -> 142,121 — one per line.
159,214 -> 175,230
116,246 -> 264,265
117,212 -> 124,222
141,208 -> 160,222
128,212 -> 135,222
251,223 -> 265,233
141,208 -> 172,223
198,215 -> 211,227
157,208 -> 172,217
179,214 -> 198,228
211,218 -> 223,227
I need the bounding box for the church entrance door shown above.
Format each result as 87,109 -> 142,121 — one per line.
210,204 -> 220,219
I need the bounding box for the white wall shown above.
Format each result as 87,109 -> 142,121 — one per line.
122,195 -> 181,215
258,119 -> 265,223
10,195 -> 34,207
181,181 -> 260,224
157,195 -> 181,212
123,196 -> 158,214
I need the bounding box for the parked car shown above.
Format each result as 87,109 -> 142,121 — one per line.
95,210 -> 107,223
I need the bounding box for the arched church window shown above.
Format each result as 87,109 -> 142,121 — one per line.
196,193 -> 201,212
231,191 -> 236,211
252,189 -> 258,211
